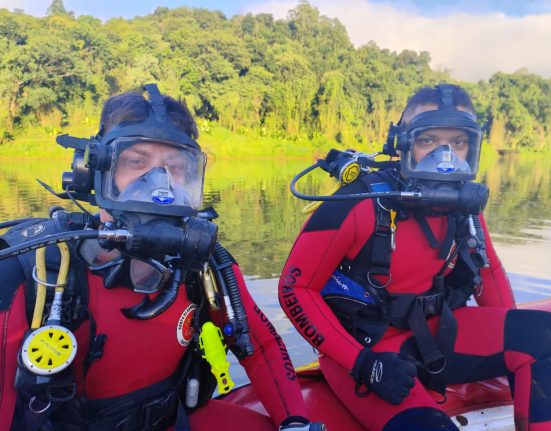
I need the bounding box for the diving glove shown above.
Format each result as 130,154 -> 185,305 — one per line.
279,416 -> 327,431
352,348 -> 417,405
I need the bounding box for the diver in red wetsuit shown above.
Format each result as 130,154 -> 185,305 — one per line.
279,84 -> 551,431
0,84 -> 324,431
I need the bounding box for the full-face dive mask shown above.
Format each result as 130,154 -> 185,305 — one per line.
384,85 -> 482,182
102,136 -> 206,214
53,84 -> 218,319
57,85 -> 207,219
290,85 -> 489,215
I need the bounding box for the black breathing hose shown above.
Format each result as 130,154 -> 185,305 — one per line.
290,161 -> 415,202
212,242 -> 254,357
471,214 -> 489,268
0,230 -> 101,260
0,218 -> 36,230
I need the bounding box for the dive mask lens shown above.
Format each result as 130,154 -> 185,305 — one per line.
78,239 -> 171,293
128,257 -> 171,294
78,238 -> 122,268
415,145 -> 471,174
402,126 -> 481,181
103,137 -> 207,210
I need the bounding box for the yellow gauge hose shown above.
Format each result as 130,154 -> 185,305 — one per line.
30,242 -> 71,329
31,247 -> 47,329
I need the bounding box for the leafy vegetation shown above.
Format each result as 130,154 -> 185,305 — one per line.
1,1 -> 550,156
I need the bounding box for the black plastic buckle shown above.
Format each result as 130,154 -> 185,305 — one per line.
417,294 -> 443,316
141,392 -> 178,430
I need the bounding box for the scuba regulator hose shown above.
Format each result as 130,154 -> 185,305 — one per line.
0,229 -> 128,261
0,221 -> 216,262
290,158 -> 489,215
211,242 -> 254,357
290,161 -> 412,201
0,220 -> 218,321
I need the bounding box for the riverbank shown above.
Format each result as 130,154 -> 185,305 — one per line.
0,124 -> 344,160
1,124 -> 549,160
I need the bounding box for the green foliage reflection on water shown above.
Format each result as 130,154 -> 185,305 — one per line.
0,156 -> 549,277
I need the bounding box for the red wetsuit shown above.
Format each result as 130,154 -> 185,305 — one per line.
0,227 -> 306,430
279,176 -> 551,431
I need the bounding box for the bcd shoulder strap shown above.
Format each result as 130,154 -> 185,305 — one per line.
331,172 -> 481,395
0,210 -> 91,330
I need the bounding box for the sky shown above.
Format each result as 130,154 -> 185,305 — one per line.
1,0 -> 551,82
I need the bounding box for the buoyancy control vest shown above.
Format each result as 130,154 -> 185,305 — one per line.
1,210 -> 92,430
0,210 -> 91,330
321,169 -> 484,394
0,210 -> 220,431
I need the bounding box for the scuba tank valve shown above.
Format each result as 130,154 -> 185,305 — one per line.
198,322 -> 235,394
318,148 -> 370,184
302,149 -> 375,214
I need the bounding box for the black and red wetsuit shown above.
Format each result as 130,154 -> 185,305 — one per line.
0,223 -> 307,430
279,175 -> 551,431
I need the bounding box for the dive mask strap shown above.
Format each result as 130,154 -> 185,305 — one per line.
384,122 -> 404,156
436,84 -> 456,109
143,83 -> 167,119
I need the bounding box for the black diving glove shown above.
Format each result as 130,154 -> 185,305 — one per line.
352,348 -> 417,405
279,416 -> 327,431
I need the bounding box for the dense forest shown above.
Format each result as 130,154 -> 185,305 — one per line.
1,0 -> 550,156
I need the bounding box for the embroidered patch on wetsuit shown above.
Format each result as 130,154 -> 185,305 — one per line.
176,303 -> 196,346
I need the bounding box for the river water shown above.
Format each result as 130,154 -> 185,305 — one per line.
1,155 -> 550,383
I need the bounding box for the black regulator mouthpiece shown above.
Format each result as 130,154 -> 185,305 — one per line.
126,217 -> 218,272
120,217 -> 217,320
99,215 -> 218,320
407,181 -> 489,214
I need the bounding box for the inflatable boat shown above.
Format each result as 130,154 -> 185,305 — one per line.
192,299 -> 551,431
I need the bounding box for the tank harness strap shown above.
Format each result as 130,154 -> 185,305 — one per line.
389,294 -> 454,382
337,192 -> 474,394
84,392 -> 181,431
0,212 -> 92,431
412,213 -> 440,249
53,357 -> 194,431
412,212 -> 457,260
369,203 -> 394,278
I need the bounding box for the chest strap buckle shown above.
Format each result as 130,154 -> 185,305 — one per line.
416,293 -> 444,316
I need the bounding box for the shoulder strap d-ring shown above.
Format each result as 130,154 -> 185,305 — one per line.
28,396 -> 52,414
367,272 -> 392,289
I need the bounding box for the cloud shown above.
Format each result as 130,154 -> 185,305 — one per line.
244,0 -> 551,82
0,0 -> 50,15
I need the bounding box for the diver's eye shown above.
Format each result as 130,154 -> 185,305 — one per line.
415,136 -> 435,147
120,156 -> 148,170
451,138 -> 469,148
166,162 -> 186,173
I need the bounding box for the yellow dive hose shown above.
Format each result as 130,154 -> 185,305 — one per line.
24,242 -> 77,376
31,243 -> 70,328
